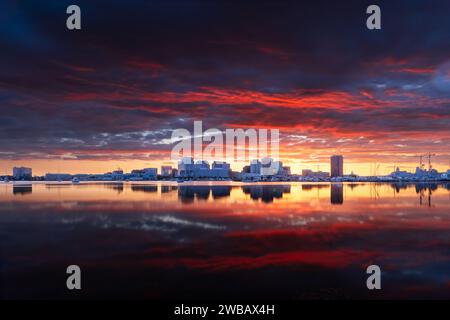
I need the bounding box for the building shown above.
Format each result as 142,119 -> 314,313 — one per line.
13,167 -> 32,180
45,173 -> 72,181
442,169 -> 450,180
178,158 -> 231,179
211,161 -> 230,179
260,158 -> 272,176
250,160 -> 261,174
178,157 -> 195,178
128,168 -> 157,180
302,169 -> 329,180
193,160 -> 211,178
330,155 -> 344,177
161,166 -> 173,177
111,169 -> 124,180
212,161 -> 230,171
273,161 -> 283,175
142,168 -> 157,180
281,166 -> 291,176
244,158 -> 288,179
260,158 -> 283,176
390,166 -> 442,181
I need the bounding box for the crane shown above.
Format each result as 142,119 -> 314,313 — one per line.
427,153 -> 436,171
371,162 -> 381,176
418,155 -> 426,170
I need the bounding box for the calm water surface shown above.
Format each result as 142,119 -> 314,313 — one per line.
1,182 -> 449,299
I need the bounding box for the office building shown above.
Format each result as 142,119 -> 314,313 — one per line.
281,166 -> 291,176
161,166 -> 173,177
211,161 -> 230,178
178,158 -> 231,179
178,157 -> 195,178
330,155 -> 344,177
13,167 -> 32,180
250,160 -> 261,174
142,168 -> 157,180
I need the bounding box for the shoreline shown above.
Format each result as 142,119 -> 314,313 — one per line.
3,180 -> 450,186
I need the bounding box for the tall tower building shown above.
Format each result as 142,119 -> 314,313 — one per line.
330,155 -> 344,177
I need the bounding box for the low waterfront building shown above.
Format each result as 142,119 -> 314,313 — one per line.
241,173 -> 262,182
45,173 -> 73,181
211,161 -> 230,179
13,167 -> 32,180
178,157 -> 195,178
129,168 -> 157,180
244,158 -> 289,180
390,166 -> 444,181
281,166 -> 291,176
143,168 -> 158,180
260,158 -> 283,177
161,166 -> 173,177
302,169 -> 330,180
177,158 -> 231,179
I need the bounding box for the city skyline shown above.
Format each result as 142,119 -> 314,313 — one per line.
1,1 -> 449,176
1,150 -> 449,177
4,154 -> 450,181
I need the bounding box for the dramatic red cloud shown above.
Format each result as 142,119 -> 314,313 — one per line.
257,46 -> 292,60
398,67 -> 435,74
371,57 -> 436,75
126,59 -> 166,77
142,249 -> 377,271
141,87 -> 373,110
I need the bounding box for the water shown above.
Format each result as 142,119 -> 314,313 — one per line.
1,182 -> 449,299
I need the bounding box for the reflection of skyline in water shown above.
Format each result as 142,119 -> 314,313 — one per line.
177,185 -> 292,203
12,185 -> 32,195
242,185 -> 291,203
104,181 -> 447,207
4,182 -> 450,206
1,182 -> 450,299
331,184 -> 343,205
131,185 -> 158,193
178,185 -> 232,202
104,182 -> 124,194
161,185 -> 178,193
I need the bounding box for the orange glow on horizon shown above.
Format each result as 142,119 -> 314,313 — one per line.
1,157 -> 448,177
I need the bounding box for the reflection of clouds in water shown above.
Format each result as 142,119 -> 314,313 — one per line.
153,215 -> 226,231
59,213 -> 227,234
60,217 -> 85,224
92,214 -> 177,233
1,183 -> 450,299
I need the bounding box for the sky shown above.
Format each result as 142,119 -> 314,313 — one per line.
0,0 -> 449,176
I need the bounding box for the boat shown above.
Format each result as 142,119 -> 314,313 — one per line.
72,177 -> 80,184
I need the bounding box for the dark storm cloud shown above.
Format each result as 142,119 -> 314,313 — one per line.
0,0 -> 449,159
